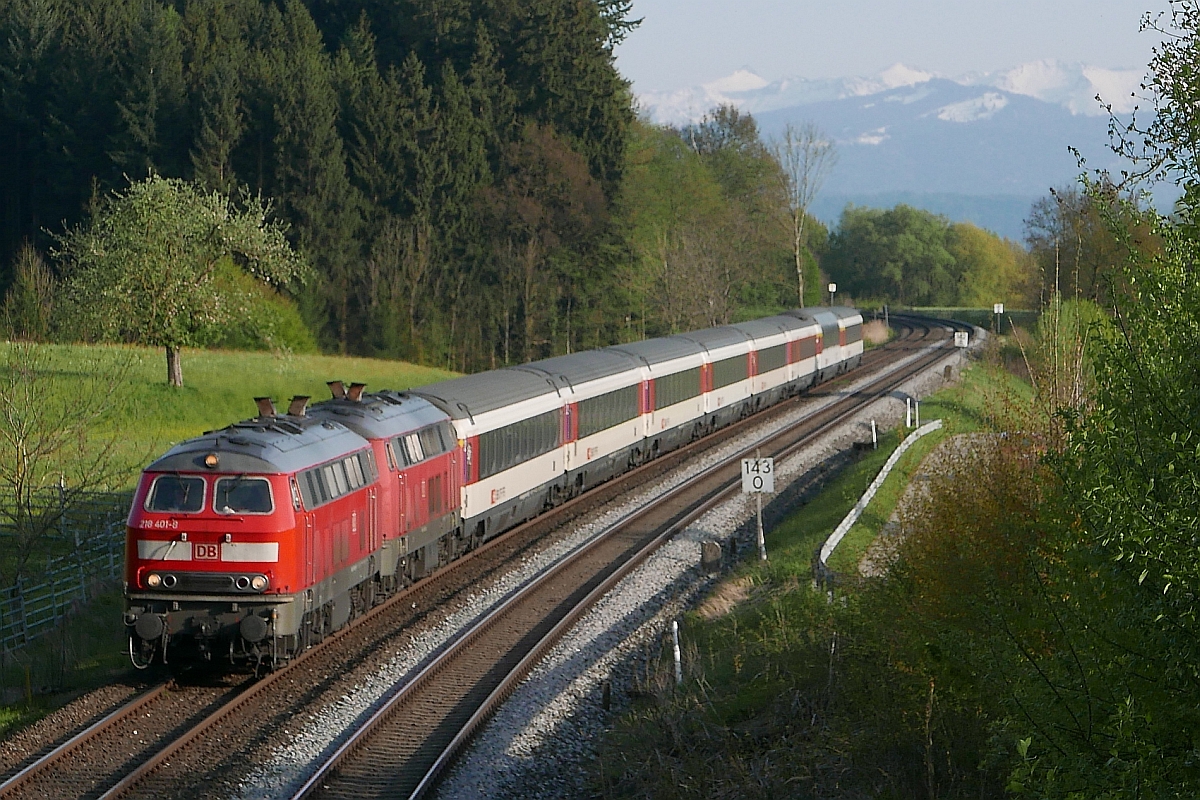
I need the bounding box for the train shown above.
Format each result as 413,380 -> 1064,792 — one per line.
123,307 -> 865,670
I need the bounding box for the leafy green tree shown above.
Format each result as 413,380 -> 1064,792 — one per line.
823,205 -> 957,305
947,222 -> 1035,307
55,175 -> 306,386
477,123 -> 607,362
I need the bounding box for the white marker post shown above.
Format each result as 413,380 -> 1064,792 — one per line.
672,620 -> 682,685
742,455 -> 775,561
871,419 -> 877,449
915,400 -> 921,427
906,397 -> 912,428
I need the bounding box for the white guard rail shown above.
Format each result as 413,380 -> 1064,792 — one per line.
819,419 -> 943,566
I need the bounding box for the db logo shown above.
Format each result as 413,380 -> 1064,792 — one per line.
195,543 -> 219,560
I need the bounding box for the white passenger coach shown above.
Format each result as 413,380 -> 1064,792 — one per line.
413,307 -> 864,542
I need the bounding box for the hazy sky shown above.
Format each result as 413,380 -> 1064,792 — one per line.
616,1 -> 1173,91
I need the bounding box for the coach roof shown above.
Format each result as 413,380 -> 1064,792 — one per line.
608,336 -> 703,366
413,369 -> 559,421
514,349 -> 641,391
674,325 -> 751,352
730,317 -> 794,342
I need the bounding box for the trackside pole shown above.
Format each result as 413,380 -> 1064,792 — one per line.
906,397 -> 912,427
672,620 -> 682,685
756,492 -> 766,561
871,419 -> 878,449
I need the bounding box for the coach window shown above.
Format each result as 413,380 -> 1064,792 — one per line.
654,367 -> 701,410
145,475 -> 205,513
757,344 -> 787,374
712,355 -> 748,389
214,477 -> 274,514
579,385 -> 638,439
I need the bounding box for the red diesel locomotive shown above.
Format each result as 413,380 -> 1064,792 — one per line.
124,384 -> 460,669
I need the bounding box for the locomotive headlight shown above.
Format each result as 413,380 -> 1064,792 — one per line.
146,573 -> 162,588
250,575 -> 269,592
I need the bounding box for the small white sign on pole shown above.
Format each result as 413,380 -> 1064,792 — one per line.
742,457 -> 774,561
741,458 -> 775,494
993,303 -> 1004,315
954,331 -> 969,348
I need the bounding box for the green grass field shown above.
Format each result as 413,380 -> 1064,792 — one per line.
6,342 -> 457,488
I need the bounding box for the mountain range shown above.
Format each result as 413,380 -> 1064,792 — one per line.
636,62 -> 1151,240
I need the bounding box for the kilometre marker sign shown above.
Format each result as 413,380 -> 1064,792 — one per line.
741,458 -> 774,494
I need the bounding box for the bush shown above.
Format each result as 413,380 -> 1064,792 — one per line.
2,245 -> 55,342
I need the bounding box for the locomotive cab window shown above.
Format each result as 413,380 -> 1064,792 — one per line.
145,475 -> 206,513
214,477 -> 274,514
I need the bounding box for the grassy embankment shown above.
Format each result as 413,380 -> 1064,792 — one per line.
0,343 -> 454,735
593,361 -> 1031,798
20,343 -> 457,488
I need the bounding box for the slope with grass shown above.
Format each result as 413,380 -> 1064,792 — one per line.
10,343 -> 457,488
825,364 -> 1030,573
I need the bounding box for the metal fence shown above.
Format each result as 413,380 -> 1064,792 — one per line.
0,492 -> 131,654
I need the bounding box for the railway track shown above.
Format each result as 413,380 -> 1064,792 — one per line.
290,315 -> 967,800
0,679 -> 241,800
0,315 -> 963,800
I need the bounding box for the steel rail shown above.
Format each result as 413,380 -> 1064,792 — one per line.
290,317 -> 965,800
0,683 -> 169,798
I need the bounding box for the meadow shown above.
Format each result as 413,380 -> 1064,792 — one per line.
7,342 -> 457,488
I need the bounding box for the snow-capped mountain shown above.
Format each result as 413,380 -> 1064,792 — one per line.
637,61 -> 1142,126
636,62 -> 1149,240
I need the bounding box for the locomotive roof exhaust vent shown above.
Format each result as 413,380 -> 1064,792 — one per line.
255,397 -> 277,418
348,383 -> 367,402
327,380 -> 346,400
288,396 -> 310,417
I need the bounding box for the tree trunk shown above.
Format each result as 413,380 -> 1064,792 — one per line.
166,346 -> 183,388
522,238 -> 539,363
794,209 -> 807,308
